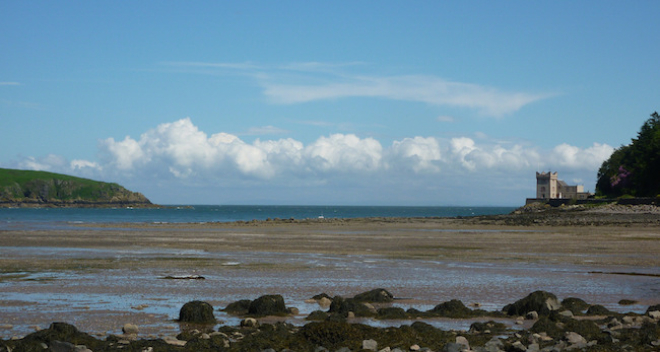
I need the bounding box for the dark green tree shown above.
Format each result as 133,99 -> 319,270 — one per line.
596,112 -> 660,197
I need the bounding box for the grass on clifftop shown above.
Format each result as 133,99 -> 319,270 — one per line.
0,168 -> 119,189
0,167 -> 150,204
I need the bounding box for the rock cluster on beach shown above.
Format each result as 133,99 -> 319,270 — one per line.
2,290 -> 659,352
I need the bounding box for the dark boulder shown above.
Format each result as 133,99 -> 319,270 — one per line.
223,299 -> 252,315
328,296 -> 376,317
306,310 -> 330,321
179,300 -> 216,324
530,316 -> 563,339
585,304 -> 613,316
561,297 -> 590,315
353,288 -> 394,303
646,304 -> 660,314
7,322 -> 101,352
429,299 -> 474,318
469,320 -> 507,334
406,308 -> 426,318
377,307 -> 408,319
618,299 -> 638,305
503,291 -> 561,316
563,319 -> 605,343
298,321 -> 364,351
248,294 -> 288,317
312,293 -> 332,301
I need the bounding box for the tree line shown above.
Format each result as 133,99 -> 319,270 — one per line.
596,112 -> 660,197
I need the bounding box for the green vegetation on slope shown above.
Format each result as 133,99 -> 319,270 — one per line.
596,112 -> 660,198
0,168 -> 153,207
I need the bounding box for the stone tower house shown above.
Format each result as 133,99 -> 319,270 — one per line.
536,171 -> 558,199
536,171 -> 587,199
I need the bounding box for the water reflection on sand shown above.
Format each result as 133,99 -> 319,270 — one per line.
0,245 -> 657,339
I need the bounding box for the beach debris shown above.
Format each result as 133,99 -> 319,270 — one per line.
178,301 -> 216,324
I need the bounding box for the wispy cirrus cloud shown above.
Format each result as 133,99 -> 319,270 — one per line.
263,75 -> 553,117
161,61 -> 263,71
0,82 -> 21,86
161,61 -> 555,117
242,125 -> 290,136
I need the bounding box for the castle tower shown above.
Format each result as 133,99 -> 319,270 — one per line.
536,171 -> 558,199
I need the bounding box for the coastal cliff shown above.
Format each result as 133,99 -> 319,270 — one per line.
0,168 -> 154,208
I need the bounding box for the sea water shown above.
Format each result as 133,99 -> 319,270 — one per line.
0,205 -> 516,227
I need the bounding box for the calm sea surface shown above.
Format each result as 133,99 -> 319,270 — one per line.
0,205 -> 516,226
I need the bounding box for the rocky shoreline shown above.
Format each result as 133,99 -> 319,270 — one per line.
1,289 -> 659,352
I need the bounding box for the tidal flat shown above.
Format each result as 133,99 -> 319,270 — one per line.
0,209 -> 659,342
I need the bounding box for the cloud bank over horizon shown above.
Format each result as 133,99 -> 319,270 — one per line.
3,118 -> 614,205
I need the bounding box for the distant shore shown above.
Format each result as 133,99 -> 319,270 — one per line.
2,204 -> 659,268
0,201 -> 160,208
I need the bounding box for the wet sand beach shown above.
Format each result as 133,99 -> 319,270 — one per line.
1,207 -> 659,340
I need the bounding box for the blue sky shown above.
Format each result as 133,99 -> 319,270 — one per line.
1,1 -> 658,206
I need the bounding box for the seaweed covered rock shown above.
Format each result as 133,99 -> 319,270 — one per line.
312,293 -> 332,301
563,319 -> 605,343
6,322 -> 102,352
530,316 -> 563,339
469,320 -> 507,335
298,321 -> 365,351
406,308 -> 426,318
179,300 -> 216,324
328,296 -> 377,317
429,299 -> 474,318
353,288 -> 394,303
223,299 -> 252,315
504,291 -> 561,316
306,310 -> 330,321
585,304 -> 613,316
248,294 -> 288,317
377,307 -> 408,319
561,297 -> 590,315
647,304 -> 660,316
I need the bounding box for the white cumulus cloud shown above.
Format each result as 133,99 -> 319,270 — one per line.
3,118 -> 616,205
549,143 -> 615,170
304,134 -> 383,173
389,137 -> 443,173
